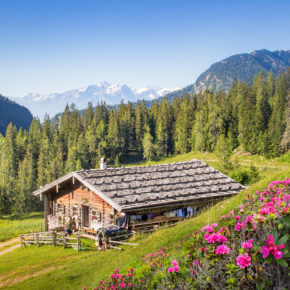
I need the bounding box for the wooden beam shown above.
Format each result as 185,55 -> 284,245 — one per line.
44,194 -> 50,231
125,195 -> 232,215
56,184 -> 59,193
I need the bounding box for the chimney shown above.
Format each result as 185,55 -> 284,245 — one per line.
100,158 -> 106,169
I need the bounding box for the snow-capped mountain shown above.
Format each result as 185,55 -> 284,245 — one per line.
12,82 -> 178,119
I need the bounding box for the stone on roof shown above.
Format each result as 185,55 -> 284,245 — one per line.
76,159 -> 245,211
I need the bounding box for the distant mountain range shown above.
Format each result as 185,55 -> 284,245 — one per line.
0,95 -> 33,136
165,49 -> 290,100
12,82 -> 178,119
6,49 -> 290,122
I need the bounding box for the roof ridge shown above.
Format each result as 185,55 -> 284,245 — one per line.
79,159 -> 202,173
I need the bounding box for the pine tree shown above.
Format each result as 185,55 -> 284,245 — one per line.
174,96 -> 194,153
142,125 -> 155,161
267,72 -> 287,156
106,109 -> 120,162
238,83 -> 257,153
155,98 -> 174,157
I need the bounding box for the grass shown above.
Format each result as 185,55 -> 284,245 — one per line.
0,212 -> 43,242
1,152 -> 289,289
125,151 -> 289,177
3,170 -> 289,289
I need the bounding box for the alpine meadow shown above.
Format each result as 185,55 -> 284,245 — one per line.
0,70 -> 289,215
0,1 -> 290,289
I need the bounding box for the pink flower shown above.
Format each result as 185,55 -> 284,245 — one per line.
258,215 -> 264,222
173,265 -> 180,272
82,287 -> 87,290
235,215 -> 240,220
242,239 -> 254,251
168,267 -> 174,273
236,253 -> 251,269
204,233 -> 228,244
259,234 -> 285,260
246,216 -> 253,223
234,222 -> 242,231
215,245 -> 230,255
172,260 -> 178,266
206,226 -> 215,233
221,215 -> 226,219
128,283 -> 132,288
259,245 -> 270,259
119,282 -> 126,288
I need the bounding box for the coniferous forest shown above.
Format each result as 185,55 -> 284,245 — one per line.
0,70 -> 289,215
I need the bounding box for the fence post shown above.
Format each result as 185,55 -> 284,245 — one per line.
36,233 -> 39,247
77,235 -> 81,251
52,232 -> 56,246
63,234 -> 66,248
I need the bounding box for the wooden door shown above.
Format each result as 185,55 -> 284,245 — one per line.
82,205 -> 90,228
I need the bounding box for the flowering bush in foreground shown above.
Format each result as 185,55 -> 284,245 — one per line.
85,179 -> 289,289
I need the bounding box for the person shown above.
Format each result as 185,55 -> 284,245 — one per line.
64,216 -> 72,235
71,217 -> 76,232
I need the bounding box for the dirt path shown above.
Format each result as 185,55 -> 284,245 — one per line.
0,238 -> 19,248
0,266 -> 56,288
0,244 -> 21,257
0,237 -> 21,256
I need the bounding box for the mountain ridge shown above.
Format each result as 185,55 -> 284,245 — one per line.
0,95 -> 33,136
12,83 -> 178,119
164,49 -> 290,100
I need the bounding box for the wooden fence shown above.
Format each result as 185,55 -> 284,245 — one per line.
20,232 -> 81,251
19,215 -> 199,252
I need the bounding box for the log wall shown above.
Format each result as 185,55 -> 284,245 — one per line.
47,182 -> 116,231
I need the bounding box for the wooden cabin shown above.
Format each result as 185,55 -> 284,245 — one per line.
33,159 -> 245,232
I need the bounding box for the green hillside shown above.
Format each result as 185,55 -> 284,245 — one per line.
0,95 -> 33,136
0,152 -> 289,289
165,49 -> 290,99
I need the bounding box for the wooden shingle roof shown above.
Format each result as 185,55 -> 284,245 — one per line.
75,159 -> 245,211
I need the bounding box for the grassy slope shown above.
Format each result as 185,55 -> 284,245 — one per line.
0,213 -> 43,242
126,151 -> 289,178
3,153 -> 289,290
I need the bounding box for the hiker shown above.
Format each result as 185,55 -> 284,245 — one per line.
64,216 -> 72,235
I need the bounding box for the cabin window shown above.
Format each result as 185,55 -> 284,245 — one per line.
91,209 -> 102,222
56,203 -> 65,214
72,206 -> 78,216
109,214 -> 114,224
98,212 -> 102,223
92,209 -> 97,220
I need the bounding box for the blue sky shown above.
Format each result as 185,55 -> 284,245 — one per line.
0,0 -> 289,97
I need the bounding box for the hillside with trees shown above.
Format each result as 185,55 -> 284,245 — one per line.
165,49 -> 290,100
0,69 -> 289,215
0,95 -> 33,136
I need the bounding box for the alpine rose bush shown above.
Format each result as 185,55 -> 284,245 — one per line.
88,179 -> 289,289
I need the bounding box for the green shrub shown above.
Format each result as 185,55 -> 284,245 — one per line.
230,165 -> 260,185
278,153 -> 290,163
230,170 -> 250,184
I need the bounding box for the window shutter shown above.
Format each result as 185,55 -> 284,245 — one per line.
89,205 -> 92,228
78,205 -> 82,228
